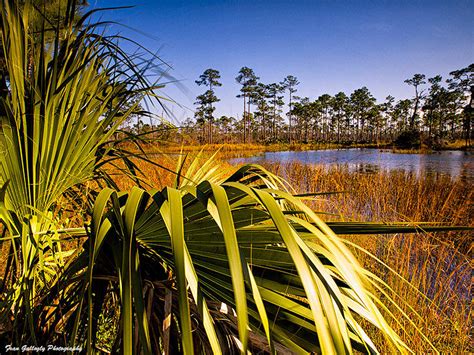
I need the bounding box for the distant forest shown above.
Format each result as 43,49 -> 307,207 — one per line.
134,64 -> 473,148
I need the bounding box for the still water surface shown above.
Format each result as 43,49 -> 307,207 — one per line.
232,149 -> 473,178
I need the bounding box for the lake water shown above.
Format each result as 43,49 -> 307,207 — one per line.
232,149 -> 474,178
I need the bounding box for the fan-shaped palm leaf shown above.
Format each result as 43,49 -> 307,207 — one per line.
61,164 -> 412,354
0,0 -> 163,341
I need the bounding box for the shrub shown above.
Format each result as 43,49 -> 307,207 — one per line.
394,129 -> 421,148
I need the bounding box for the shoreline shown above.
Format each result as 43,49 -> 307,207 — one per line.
132,141 -> 473,156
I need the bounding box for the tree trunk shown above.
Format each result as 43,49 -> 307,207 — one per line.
247,99 -> 251,142
289,93 -> 292,144
243,95 -> 246,143
273,100 -> 276,141
411,87 -> 419,129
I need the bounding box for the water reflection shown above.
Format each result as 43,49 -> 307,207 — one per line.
232,149 -> 474,178
352,163 -> 380,174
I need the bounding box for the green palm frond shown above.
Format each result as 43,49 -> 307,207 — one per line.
0,1 -> 154,220
69,165 -> 412,354
0,0 -> 163,342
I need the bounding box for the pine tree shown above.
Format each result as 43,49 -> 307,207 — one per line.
195,69 -> 222,143
281,75 -> 299,143
236,67 -> 259,143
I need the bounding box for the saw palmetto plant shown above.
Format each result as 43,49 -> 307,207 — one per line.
0,1 -> 464,353
0,0 -> 160,344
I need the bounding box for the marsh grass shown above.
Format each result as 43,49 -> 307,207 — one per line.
259,161 -> 472,353
107,153 -> 472,352
120,142 -> 268,159
119,141 -> 397,158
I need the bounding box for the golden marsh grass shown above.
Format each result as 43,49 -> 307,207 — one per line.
107,151 -> 472,352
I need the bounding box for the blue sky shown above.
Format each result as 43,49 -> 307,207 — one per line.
90,0 -> 473,123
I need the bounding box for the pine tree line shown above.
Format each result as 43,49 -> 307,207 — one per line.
185,64 -> 473,147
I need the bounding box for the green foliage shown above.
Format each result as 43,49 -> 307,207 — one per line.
394,129 -> 421,149
0,0 -> 160,345
73,164 -> 417,353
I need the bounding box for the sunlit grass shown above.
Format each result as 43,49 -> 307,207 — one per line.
251,160 -> 472,353
107,153 -> 472,352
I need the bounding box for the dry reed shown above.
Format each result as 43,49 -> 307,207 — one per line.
52,150 -> 473,352
258,160 -> 472,353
